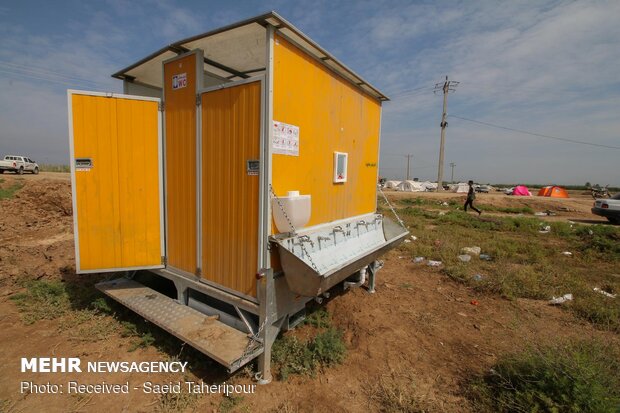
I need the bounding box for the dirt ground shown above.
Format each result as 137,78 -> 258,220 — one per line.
0,174 -> 617,412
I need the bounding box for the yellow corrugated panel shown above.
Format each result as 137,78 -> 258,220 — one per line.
272,35 -> 382,232
201,82 -> 261,297
164,54 -> 198,274
71,94 -> 161,271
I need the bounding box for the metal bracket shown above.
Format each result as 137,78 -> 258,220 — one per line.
196,94 -> 201,106
196,268 -> 202,277
161,256 -> 167,266
158,101 -> 165,111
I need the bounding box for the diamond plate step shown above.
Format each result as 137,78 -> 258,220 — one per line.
96,278 -> 262,372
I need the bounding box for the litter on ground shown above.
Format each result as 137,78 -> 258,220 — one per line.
561,251 -> 573,257
458,254 -> 471,262
461,246 -> 481,255
472,274 -> 484,281
413,256 -> 425,263
549,293 -> 573,305
427,260 -> 442,267
593,288 -> 616,298
479,254 -> 492,261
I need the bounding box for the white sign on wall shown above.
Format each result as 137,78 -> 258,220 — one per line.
172,73 -> 187,90
272,120 -> 299,156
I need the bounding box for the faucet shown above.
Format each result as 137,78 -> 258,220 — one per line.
298,235 -> 315,248
317,235 -> 331,249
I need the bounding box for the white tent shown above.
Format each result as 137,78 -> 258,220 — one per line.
384,180 -> 401,189
396,180 -> 425,192
420,181 -> 437,191
452,183 -> 469,193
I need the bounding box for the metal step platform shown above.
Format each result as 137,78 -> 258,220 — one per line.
96,278 -> 263,372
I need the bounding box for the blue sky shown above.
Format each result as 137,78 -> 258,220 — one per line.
0,0 -> 618,185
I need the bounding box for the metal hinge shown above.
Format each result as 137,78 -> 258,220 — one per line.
196,94 -> 201,106
196,268 -> 202,277
161,256 -> 167,266
158,101 -> 165,111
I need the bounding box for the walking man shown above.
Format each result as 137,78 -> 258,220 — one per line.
464,180 -> 481,215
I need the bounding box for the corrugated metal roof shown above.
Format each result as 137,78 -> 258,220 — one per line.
112,11 -> 389,101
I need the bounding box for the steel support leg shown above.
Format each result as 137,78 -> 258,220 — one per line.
257,268 -> 277,384
367,261 -> 379,294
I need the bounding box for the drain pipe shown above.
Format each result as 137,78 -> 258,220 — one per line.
344,266 -> 367,290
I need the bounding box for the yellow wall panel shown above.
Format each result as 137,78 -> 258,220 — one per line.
272,35 -> 382,232
71,94 -> 162,271
164,54 -> 198,274
201,82 -> 261,297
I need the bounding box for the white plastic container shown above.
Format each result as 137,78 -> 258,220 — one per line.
272,191 -> 311,233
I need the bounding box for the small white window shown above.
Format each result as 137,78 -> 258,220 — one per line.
333,152 -> 348,183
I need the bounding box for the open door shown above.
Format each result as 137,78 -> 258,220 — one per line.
201,79 -> 262,298
68,90 -> 165,274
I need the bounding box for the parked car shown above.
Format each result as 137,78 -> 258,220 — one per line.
0,155 -> 39,175
592,193 -> 620,224
476,185 -> 490,193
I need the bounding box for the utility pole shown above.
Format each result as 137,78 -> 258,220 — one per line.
434,76 -> 459,191
405,154 -> 412,180
449,162 -> 456,183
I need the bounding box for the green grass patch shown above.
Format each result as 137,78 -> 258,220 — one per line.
469,340 -> 620,413
273,308 -> 346,380
302,307 -> 331,328
10,280 -> 70,324
0,182 -> 23,200
393,201 -> 620,332
575,225 -> 620,258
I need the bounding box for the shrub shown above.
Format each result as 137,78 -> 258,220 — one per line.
272,335 -> 316,380
469,341 -> 620,413
272,310 -> 347,380
310,328 -> 346,366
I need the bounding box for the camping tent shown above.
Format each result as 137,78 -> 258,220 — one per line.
384,180 -> 401,189
537,186 -> 569,198
512,185 -> 532,196
396,180 -> 424,192
452,183 -> 469,193
420,181 -> 438,191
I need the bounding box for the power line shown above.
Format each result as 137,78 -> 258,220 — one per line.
389,86 -> 435,99
450,114 -> 620,150
0,60 -> 110,88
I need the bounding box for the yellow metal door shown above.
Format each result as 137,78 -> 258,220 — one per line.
163,52 -> 199,275
69,91 -> 164,273
201,81 -> 261,297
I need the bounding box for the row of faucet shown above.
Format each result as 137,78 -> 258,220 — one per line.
288,216 -> 382,252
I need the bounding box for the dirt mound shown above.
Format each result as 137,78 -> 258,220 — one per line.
0,177 -> 74,290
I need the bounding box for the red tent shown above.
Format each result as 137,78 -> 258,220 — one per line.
537,186 -> 569,198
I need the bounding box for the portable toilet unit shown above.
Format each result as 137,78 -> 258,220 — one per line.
67,11 -> 408,382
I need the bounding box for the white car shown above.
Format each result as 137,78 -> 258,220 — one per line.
0,155 -> 39,175
592,193 -> 620,224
